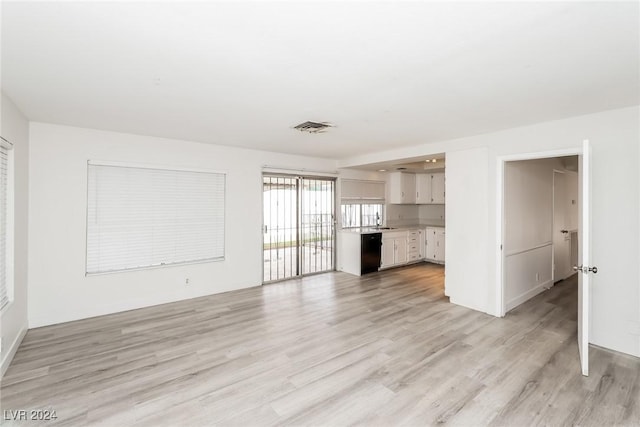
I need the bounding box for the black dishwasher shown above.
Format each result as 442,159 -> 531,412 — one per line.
361,233 -> 382,275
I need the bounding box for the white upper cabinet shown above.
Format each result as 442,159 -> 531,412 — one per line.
430,173 -> 445,204
389,172 -> 416,204
389,172 -> 445,205
415,174 -> 432,204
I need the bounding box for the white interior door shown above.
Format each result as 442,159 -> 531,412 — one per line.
577,140 -> 592,376
553,171 -> 570,282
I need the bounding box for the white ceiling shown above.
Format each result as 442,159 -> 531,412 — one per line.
2,1 -> 638,159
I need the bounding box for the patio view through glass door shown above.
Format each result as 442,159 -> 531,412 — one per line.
263,174 -> 335,283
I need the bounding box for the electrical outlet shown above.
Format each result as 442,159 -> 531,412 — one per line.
185,278 -> 190,285
536,273 -> 540,282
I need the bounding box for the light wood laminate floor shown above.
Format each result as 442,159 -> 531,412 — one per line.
1,264 -> 639,426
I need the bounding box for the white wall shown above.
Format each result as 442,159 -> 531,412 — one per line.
339,105 -> 640,357
386,204 -> 420,227
445,148 -> 489,310
0,93 -> 29,376
419,204 -> 445,222
28,123 -> 337,327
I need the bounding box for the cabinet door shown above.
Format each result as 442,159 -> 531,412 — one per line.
395,238 -> 407,264
431,173 -> 445,204
415,174 -> 431,204
435,229 -> 445,262
425,228 -> 437,259
389,172 -> 416,204
418,230 -> 425,259
401,173 -> 416,204
388,173 -> 402,204
381,237 -> 396,267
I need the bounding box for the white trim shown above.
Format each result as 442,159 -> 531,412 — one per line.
497,147 -> 583,163
495,157 -> 505,316
496,146 -> 583,318
262,166 -> 338,177
88,160 -> 227,176
505,279 -> 553,312
505,241 -> 553,257
0,325 -> 27,378
85,257 -> 224,277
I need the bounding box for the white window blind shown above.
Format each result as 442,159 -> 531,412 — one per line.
341,179 -> 385,203
0,142 -> 11,310
86,162 -> 225,274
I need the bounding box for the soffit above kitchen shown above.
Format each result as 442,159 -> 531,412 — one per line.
2,1 -> 638,159
352,154 -> 447,173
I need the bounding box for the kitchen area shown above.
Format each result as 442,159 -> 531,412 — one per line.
338,155 -> 446,276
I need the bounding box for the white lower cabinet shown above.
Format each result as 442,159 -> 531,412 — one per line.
425,227 -> 445,263
381,232 -> 408,268
381,229 -> 426,269
406,230 -> 421,262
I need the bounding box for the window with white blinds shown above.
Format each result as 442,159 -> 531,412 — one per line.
0,141 -> 12,311
86,162 -> 225,274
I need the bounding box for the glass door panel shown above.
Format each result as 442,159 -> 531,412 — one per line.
263,174 -> 335,283
301,178 -> 335,275
263,175 -> 298,282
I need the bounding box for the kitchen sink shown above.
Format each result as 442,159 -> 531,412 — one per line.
375,227 -> 395,230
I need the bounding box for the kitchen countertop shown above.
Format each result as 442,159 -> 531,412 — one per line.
339,222 -> 445,234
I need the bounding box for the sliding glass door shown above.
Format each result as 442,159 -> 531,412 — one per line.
263,174 -> 335,283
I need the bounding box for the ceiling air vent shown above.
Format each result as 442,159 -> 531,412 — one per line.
293,121 -> 333,133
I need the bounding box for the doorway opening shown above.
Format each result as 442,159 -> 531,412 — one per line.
501,156 -> 579,312
262,174 -> 336,283
497,142 -> 592,376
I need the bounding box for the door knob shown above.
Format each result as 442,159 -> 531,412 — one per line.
573,265 -> 598,274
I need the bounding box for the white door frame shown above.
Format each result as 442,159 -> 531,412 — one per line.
495,146 -> 583,317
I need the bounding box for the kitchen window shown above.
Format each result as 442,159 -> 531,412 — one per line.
341,203 -> 383,228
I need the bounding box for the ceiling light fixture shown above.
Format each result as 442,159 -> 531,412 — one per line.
378,169 -> 387,172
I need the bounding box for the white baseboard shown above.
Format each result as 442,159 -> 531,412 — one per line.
506,280 -> 553,312
1,326 -> 27,378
